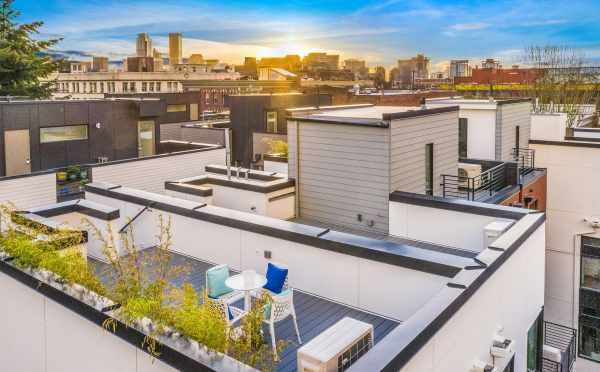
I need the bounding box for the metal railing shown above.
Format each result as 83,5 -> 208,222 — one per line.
542,321 -> 577,372
513,147 -> 536,175
441,162 -> 508,201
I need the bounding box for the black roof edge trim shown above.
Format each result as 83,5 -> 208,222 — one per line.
0,260 -> 218,372
27,200 -> 120,221
85,184 -> 464,278
389,191 -> 530,220
193,204 -> 208,210
496,98 -> 533,105
382,105 -> 459,120
447,283 -> 467,289
375,213 -> 545,372
531,139 -> 600,149
564,136 -> 600,143
317,228 -> 330,237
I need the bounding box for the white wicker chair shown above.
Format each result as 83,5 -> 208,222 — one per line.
263,288 -> 301,357
207,296 -> 247,326
205,264 -> 244,304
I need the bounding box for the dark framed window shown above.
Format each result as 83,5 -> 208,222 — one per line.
40,125 -> 88,143
266,110 -> 278,133
527,310 -> 544,371
515,125 -> 520,150
458,118 -> 468,158
425,143 -> 434,195
580,237 -> 600,362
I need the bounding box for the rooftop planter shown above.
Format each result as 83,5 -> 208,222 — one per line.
0,205 -> 284,372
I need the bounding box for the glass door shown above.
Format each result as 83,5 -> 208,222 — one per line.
138,120 -> 155,157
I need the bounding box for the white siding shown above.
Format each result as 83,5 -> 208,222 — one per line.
0,173 -> 56,209
390,110 -> 458,196
91,148 -> 225,193
291,121 -> 390,234
496,102 -> 532,161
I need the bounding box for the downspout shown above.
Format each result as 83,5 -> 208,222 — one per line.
572,230 -> 595,328
294,120 -> 301,218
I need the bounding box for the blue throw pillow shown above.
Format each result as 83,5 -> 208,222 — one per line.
207,265 -> 232,298
264,262 -> 288,294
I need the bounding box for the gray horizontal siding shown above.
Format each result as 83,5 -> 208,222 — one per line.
294,121 -> 390,234
159,123 -> 182,141
390,111 -> 458,196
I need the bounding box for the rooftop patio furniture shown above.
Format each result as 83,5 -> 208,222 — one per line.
263,287 -> 301,358
225,270 -> 267,311
207,296 -> 247,327
205,264 -> 244,304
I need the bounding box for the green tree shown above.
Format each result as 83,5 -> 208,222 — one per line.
0,0 -> 61,98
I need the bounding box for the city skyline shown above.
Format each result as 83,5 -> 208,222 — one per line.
14,0 -> 600,70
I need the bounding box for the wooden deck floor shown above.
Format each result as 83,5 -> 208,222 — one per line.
89,248 -> 399,372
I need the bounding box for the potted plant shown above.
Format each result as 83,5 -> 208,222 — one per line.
66,165 -> 81,181
56,171 -> 67,182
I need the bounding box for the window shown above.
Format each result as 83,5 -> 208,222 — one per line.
425,143 -> 434,195
580,237 -> 600,362
527,311 -> 543,371
130,82 -> 135,92
266,111 -> 278,133
149,82 -> 154,92
141,82 -> 147,92
458,118 -> 468,158
156,82 -> 161,92
167,104 -> 187,113
122,82 -> 128,92
40,125 -> 88,143
515,125 -> 520,150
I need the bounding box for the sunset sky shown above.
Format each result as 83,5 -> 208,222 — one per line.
15,0 -> 600,70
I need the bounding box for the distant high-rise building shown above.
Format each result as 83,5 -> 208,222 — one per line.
395,54 -> 430,88
303,53 -> 339,71
92,56 -> 109,72
136,33 -> 152,57
259,55 -> 301,73
344,59 -> 368,79
127,56 -> 154,72
153,49 -> 164,71
481,58 -> 501,69
169,33 -> 183,65
188,54 -> 205,64
449,60 -> 471,79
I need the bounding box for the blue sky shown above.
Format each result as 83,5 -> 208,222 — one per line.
14,0 -> 600,70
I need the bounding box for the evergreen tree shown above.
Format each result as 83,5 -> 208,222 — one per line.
0,0 -> 61,98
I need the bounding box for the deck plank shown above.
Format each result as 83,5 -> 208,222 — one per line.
88,248 -> 399,372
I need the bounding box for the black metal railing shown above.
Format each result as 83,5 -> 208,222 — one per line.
513,147 -> 536,176
542,321 -> 577,372
441,162 -> 508,201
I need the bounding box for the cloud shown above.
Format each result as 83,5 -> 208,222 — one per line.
449,23 -> 490,31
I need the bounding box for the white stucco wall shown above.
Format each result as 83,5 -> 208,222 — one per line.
0,270 -> 178,372
461,108 -> 497,160
86,188 -> 448,320
389,200 -> 515,252
530,142 -> 600,372
401,219 -> 545,372
531,113 -> 567,141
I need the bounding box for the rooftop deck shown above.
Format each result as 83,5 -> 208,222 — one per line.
89,248 -> 399,372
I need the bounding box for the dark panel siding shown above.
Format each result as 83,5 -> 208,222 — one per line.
0,100 -> 142,176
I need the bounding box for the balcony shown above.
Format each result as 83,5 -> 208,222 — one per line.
542,321 -> 577,372
441,148 -> 537,202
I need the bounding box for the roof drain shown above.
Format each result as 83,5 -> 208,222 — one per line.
119,202 -> 155,234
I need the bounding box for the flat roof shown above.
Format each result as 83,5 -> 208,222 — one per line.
289,105 -> 459,127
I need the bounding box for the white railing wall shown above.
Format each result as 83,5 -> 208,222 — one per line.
91,148 -> 225,194
86,189 -> 449,321
0,173 -> 56,209
0,270 -> 178,372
